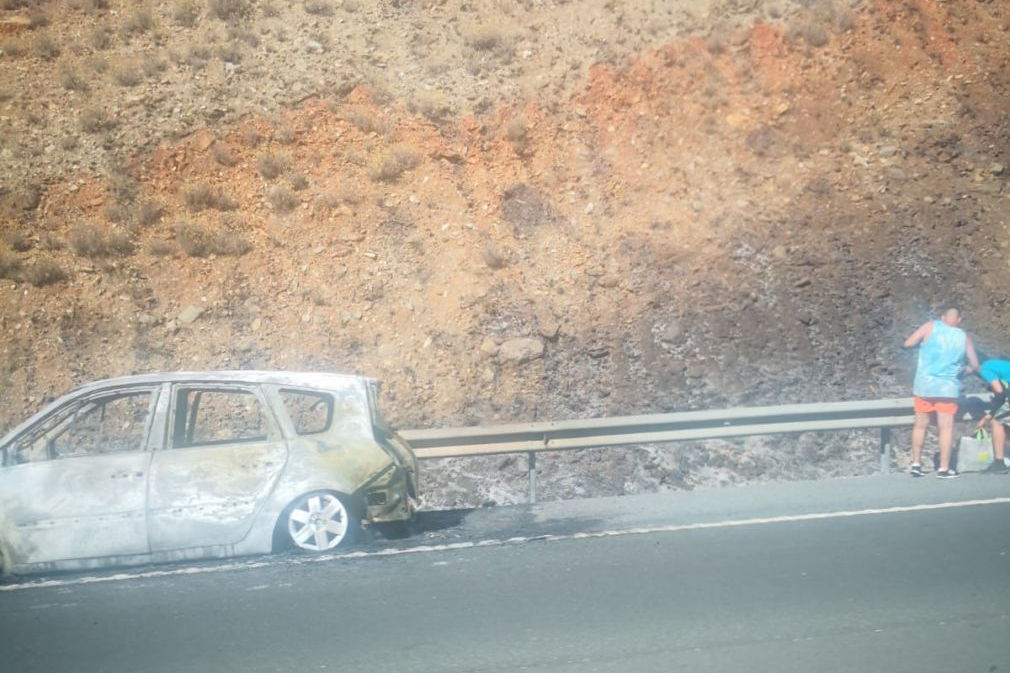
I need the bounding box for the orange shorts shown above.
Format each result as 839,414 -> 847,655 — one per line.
914,397 -> 958,415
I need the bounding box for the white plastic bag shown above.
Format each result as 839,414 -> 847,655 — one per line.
956,430 -> 993,472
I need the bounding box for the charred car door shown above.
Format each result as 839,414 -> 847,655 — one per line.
0,387 -> 157,566
146,384 -> 287,551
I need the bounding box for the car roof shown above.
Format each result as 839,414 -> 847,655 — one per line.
1,371 -> 375,448
67,370 -> 375,393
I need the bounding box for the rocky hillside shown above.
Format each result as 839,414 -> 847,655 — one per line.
1,0 -> 1009,506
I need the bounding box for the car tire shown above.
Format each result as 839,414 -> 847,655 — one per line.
282,491 -> 359,552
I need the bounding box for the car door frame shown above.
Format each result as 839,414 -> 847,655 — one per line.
146,381 -> 290,553
0,383 -> 162,570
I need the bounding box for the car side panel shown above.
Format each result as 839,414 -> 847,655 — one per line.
0,452 -> 151,565
147,440 -> 288,551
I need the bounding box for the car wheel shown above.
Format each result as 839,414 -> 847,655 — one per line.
286,491 -> 358,552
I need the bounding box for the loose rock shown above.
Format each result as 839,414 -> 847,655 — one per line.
498,337 -> 545,363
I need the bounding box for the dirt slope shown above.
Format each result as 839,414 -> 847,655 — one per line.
1,0 -> 1009,505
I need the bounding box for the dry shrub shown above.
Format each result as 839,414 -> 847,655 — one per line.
183,183 -> 239,212
141,54 -> 168,77
367,146 -> 419,182
186,44 -> 211,69
481,243 -> 508,270
147,239 -> 176,257
25,259 -> 69,287
343,107 -> 386,135
59,66 -> 90,92
173,0 -> 201,27
0,39 -> 25,58
212,142 -> 238,166
275,124 -> 296,145
267,185 -> 298,213
108,168 -> 138,203
410,90 -> 451,123
80,106 -> 116,133
88,25 -> 113,50
4,231 -> 31,252
137,200 -> 164,226
466,25 -> 504,52
288,173 -> 308,191
28,9 -> 51,28
123,7 -> 155,35
104,202 -> 131,223
87,55 -> 109,73
34,33 -> 61,60
217,42 -> 243,63
0,246 -> 20,279
175,222 -> 250,257
705,30 -> 727,54
69,224 -> 135,257
255,152 -> 289,180
111,60 -> 143,87
11,184 -> 41,212
505,118 -> 529,151
207,0 -> 251,22
833,8 -> 855,32
802,22 -> 829,47
303,0 -> 333,15
39,233 -> 65,251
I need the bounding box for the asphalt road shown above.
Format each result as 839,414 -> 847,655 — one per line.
2,475 -> 1010,672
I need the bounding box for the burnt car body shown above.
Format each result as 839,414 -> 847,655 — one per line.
0,371 -> 417,575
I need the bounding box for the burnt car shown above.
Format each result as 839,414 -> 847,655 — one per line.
0,371 -> 417,575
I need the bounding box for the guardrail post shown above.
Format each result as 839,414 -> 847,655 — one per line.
879,427 -> 891,473
527,451 -> 537,504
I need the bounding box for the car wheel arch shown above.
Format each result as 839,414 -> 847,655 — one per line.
271,489 -> 362,552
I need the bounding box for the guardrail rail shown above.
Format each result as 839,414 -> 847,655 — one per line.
401,394 -> 990,503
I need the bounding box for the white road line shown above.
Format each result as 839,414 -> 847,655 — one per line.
4,497 -> 1010,592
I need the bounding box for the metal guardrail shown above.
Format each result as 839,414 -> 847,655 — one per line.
401,395 -> 991,503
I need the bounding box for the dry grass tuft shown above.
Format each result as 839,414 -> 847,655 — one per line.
175,222 -> 250,257
481,243 -> 508,270
34,33 -> 61,60
0,246 -> 21,279
111,60 -> 144,87
303,0 -> 333,15
212,142 -> 238,166
172,0 -> 201,27
4,231 -> 31,252
275,124 -> 297,145
410,90 -> 452,123
466,25 -> 505,52
208,0 -> 251,22
267,185 -> 298,213
367,146 -> 419,182
122,7 -> 155,35
88,25 -> 113,50
137,200 -> 164,226
342,106 -> 387,135
25,259 -> 69,287
69,224 -> 135,257
182,183 -> 239,212
255,152 -> 289,180
147,239 -> 176,257
80,106 -> 116,133
0,39 -> 26,58
59,66 -> 90,92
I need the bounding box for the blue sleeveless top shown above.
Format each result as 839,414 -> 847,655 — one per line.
913,320 -> 966,398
